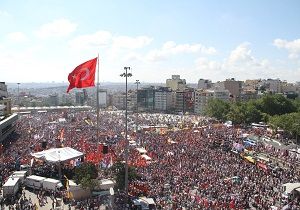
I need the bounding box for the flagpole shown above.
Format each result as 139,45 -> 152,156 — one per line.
96,54 -> 100,146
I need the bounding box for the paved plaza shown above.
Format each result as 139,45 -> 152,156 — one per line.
1,189 -> 108,210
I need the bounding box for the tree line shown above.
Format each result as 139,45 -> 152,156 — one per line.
205,94 -> 300,139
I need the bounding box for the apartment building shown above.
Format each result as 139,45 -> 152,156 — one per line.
194,89 -> 229,115
154,87 -> 173,112
166,75 -> 187,91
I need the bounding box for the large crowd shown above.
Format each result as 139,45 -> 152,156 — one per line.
127,127 -> 300,209
0,109 -> 300,209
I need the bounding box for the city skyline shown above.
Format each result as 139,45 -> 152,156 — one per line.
1,0 -> 300,84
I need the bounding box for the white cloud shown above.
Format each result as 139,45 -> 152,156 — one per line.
0,47 -> 46,82
69,32 -> 152,52
0,10 -> 10,17
163,41 -> 216,55
146,49 -> 168,62
7,32 -> 28,42
163,41 -> 200,53
35,19 -> 77,39
195,57 -> 221,71
146,41 -> 217,62
69,31 -> 112,50
69,32 -> 153,64
195,43 -> 273,81
227,42 -> 255,65
122,52 -> 143,62
273,38 -> 300,59
69,33 -> 214,63
226,44 -> 272,78
112,36 -> 152,49
107,35 -> 152,61
194,57 -> 223,81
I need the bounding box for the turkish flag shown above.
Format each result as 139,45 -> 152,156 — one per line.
67,57 -> 97,93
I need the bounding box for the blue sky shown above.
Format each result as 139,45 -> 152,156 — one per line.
0,0 -> 300,84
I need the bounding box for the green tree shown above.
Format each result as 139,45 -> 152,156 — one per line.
293,99 -> 300,112
74,162 -> 98,189
59,102 -> 74,106
268,114 -> 281,131
226,102 -> 263,125
226,103 -> 246,124
286,93 -> 298,100
256,94 -> 297,116
110,161 -> 139,190
31,101 -> 37,107
244,102 -> 263,124
269,112 -> 300,140
205,99 -> 230,121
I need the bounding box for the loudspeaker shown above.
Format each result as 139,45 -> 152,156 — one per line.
103,145 -> 108,154
41,141 -> 47,149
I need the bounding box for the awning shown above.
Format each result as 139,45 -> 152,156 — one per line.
136,147 -> 147,154
282,182 -> 300,194
141,154 -> 152,161
31,147 -> 84,163
244,156 -> 255,163
99,179 -> 115,190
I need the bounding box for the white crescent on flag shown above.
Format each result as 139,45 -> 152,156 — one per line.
80,68 -> 90,81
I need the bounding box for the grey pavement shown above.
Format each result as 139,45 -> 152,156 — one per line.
1,189 -> 107,210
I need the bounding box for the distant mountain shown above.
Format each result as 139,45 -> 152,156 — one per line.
7,82 -> 164,91
6,82 -> 68,89
6,82 -> 197,91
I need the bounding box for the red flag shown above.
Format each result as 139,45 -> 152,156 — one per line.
229,200 -> 235,209
67,57 -> 97,93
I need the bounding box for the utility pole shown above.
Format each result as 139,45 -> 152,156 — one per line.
120,67 -> 132,206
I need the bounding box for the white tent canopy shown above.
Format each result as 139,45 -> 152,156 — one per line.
99,179 -> 115,190
31,147 -> 84,163
282,182 -> 300,194
141,154 -> 152,161
58,118 -> 66,123
136,147 -> 147,154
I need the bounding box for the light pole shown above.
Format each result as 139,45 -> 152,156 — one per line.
120,67 -> 132,205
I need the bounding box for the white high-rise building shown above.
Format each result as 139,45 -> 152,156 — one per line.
198,79 -> 212,89
263,79 -> 282,93
154,87 -> 172,111
166,75 -> 187,91
281,81 -> 297,93
194,89 -> 229,115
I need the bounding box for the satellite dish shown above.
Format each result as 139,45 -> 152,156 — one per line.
110,187 -> 114,195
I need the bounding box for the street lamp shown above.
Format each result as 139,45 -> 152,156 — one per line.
120,67 -> 132,204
